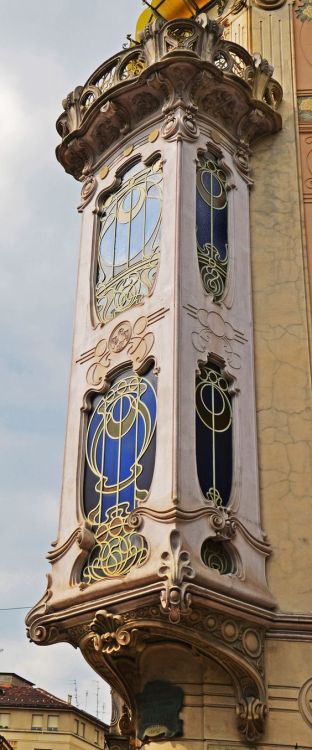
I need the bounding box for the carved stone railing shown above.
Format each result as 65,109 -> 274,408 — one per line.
56,16 -> 282,180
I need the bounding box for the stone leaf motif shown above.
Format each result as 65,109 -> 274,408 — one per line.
78,316 -> 155,389
236,696 -> 267,742
90,610 -> 135,655
158,530 -> 195,624
186,305 -> 247,372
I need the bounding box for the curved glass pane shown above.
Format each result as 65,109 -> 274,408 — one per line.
196,155 -> 228,301
96,161 -> 162,324
196,362 -> 232,507
82,368 -> 157,582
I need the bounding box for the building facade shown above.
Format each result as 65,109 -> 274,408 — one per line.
0,675 -> 107,750
27,1 -> 312,748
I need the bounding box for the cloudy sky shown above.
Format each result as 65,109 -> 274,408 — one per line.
0,0 -> 141,722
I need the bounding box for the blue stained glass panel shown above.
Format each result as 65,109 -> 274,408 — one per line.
196,156 -> 228,301
83,368 -> 157,523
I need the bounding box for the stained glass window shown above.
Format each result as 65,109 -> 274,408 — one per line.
196,154 -> 228,301
196,362 -> 232,507
82,367 -> 157,582
96,160 -> 162,324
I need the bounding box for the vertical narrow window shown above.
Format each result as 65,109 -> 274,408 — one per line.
82,367 -> 157,582
196,362 -> 232,507
96,159 -> 162,324
196,153 -> 228,301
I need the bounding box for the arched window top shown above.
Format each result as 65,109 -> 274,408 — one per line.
95,159 -> 162,325
196,152 -> 228,301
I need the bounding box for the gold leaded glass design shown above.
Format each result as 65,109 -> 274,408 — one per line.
95,160 -> 162,325
82,368 -> 157,581
196,155 -> 228,301
196,362 -> 233,507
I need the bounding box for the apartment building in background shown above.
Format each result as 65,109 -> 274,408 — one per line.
0,675 -> 107,750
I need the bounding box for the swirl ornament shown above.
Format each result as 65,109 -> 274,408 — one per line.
96,160 -> 162,324
201,538 -> 235,574
196,363 -> 233,507
196,155 -> 228,301
82,369 -> 156,582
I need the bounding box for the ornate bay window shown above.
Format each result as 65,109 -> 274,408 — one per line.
27,13 -> 283,746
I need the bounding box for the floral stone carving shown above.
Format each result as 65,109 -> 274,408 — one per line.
158,530 -> 195,624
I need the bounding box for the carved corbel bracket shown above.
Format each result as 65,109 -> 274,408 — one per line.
161,103 -> 199,141
158,530 -> 195,624
78,602 -> 268,743
90,610 -> 137,655
236,695 -> 268,742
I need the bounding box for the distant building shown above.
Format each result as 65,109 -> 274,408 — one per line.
0,675 -> 107,750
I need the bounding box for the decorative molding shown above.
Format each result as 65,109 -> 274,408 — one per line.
161,104 -> 199,141
77,308 -> 168,388
56,19 -> 282,180
299,677 -> 312,727
254,0 -> 286,8
78,175 -> 97,212
90,610 -> 136,655
78,602 -> 267,742
236,696 -> 267,742
185,304 -> 247,374
158,530 -> 195,624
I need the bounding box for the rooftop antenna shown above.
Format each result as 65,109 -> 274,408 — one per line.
69,680 -> 79,707
85,690 -> 89,711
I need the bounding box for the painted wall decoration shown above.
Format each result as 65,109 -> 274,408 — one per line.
196,154 -> 228,301
82,367 -> 157,581
196,362 -> 233,507
96,159 -> 162,324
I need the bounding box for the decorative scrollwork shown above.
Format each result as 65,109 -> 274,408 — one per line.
201,538 -> 236,575
196,363 -> 233,507
96,160 -> 162,325
159,530 -> 195,624
236,696 -> 267,742
82,503 -> 148,583
196,154 -> 228,301
91,610 -> 135,655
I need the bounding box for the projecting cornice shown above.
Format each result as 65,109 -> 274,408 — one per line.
56,17 -> 282,180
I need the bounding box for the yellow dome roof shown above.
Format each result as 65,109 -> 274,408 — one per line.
136,0 -> 210,40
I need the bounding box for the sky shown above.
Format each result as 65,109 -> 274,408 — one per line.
0,0 -> 141,723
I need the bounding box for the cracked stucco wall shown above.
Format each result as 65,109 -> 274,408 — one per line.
250,97 -> 312,613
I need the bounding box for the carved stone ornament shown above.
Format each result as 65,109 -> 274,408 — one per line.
161,104 -> 199,141
236,696 -> 267,742
77,308 -> 168,387
298,677 -> 312,728
158,530 -> 195,624
186,303 -> 247,375
90,610 -> 136,655
78,175 -> 97,211
254,0 -> 287,9
55,18 -> 282,180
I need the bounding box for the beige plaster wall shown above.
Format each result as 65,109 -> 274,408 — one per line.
143,638 -> 312,748
249,7 -> 312,613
